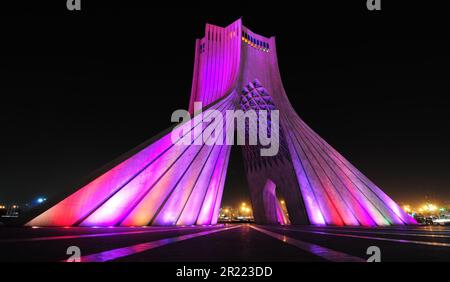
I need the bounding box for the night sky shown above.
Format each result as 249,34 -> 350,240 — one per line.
1,2 -> 449,209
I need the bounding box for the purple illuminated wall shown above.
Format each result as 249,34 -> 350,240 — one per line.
189,20 -> 242,114
27,19 -> 416,227
27,94 -> 234,227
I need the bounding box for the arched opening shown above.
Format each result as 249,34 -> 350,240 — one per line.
218,145 -> 254,223
262,179 -> 291,225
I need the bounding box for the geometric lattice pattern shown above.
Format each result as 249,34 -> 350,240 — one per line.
240,79 -> 292,173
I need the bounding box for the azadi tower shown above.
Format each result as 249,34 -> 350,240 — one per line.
27,19 -> 416,227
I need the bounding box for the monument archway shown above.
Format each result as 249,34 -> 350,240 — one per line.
25,19 -> 416,227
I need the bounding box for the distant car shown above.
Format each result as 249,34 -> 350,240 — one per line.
424,217 -> 434,225
414,216 -> 426,225
433,218 -> 450,226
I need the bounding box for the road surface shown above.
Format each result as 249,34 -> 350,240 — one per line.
0,224 -> 449,262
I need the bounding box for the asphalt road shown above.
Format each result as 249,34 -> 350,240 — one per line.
0,224 -> 449,262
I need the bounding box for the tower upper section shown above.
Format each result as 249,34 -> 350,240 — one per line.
188,18 -> 279,113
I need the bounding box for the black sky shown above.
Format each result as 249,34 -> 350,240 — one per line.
1,2 -> 449,208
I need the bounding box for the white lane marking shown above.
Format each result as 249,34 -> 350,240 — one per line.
0,226 -> 218,243
305,226 -> 450,234
249,225 -> 365,262
291,227 -> 450,239
76,225 -> 242,262
274,227 -> 450,248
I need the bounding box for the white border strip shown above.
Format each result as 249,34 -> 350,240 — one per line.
76,225 -> 242,262
298,227 -> 450,239
249,225 -> 365,262
1,226 -> 218,243
274,227 -> 450,248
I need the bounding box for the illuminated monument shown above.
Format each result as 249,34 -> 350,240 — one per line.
27,19 -> 416,227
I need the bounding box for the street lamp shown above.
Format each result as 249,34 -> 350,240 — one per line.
36,197 -> 47,204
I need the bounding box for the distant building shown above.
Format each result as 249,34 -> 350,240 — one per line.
1,205 -> 20,218
0,205 -> 6,217
219,205 -> 254,222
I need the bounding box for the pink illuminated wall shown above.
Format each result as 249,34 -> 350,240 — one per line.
189,19 -> 242,113
27,94 -> 234,227
27,19 -> 416,227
